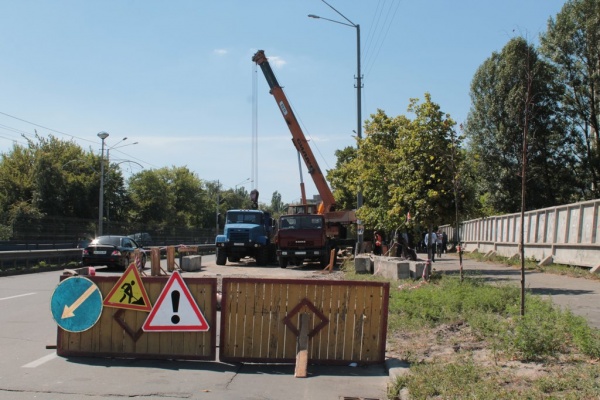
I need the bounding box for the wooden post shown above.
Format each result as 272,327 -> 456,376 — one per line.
151,248 -> 161,276
294,313 -> 310,378
167,246 -> 175,272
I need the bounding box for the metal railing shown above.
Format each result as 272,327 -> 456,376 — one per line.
0,245 -> 216,273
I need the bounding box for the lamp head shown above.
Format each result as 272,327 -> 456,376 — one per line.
308,14 -> 320,19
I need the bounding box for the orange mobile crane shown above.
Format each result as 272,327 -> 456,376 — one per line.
252,50 -> 356,248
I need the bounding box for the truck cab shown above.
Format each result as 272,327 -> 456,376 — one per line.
215,209 -> 276,266
275,214 -> 329,268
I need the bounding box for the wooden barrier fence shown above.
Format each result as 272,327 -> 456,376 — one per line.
57,275 -> 218,360
219,278 -> 388,365
56,275 -> 389,365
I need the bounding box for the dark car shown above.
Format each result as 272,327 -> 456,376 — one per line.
82,235 -> 147,270
127,232 -> 152,248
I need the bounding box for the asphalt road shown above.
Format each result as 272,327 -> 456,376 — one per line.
0,255 -> 390,400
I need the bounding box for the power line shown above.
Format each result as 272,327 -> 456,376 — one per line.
362,0 -> 403,79
0,111 -> 95,144
0,110 -> 158,169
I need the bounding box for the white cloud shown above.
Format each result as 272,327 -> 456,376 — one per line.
268,56 -> 286,69
213,49 -> 228,56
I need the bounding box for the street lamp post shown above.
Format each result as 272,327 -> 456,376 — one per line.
309,0 -> 364,253
234,178 -> 252,191
97,131 -> 109,236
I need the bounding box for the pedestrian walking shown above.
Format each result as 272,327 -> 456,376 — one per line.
424,231 -> 437,262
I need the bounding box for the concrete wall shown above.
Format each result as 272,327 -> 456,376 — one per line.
441,199 -> 600,268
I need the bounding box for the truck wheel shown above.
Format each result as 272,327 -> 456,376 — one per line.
255,247 -> 269,266
216,248 -> 227,265
320,251 -> 330,268
278,256 -> 288,268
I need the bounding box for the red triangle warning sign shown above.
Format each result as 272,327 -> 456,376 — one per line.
142,271 -> 209,332
103,263 -> 152,312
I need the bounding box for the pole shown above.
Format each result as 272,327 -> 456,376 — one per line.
355,23 -> 363,254
106,149 -> 110,235
98,140 -> 105,236
216,180 -> 220,236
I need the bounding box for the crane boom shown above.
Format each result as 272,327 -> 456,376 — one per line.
252,50 -> 336,213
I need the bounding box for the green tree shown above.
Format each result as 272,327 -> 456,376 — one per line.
127,167 -> 207,231
387,95 -> 457,232
540,0 -> 600,198
270,191 -> 284,213
465,37 -> 580,214
0,134 -> 102,238
340,95 -> 458,235
327,146 -> 359,211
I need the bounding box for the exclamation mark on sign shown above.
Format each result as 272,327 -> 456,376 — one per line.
171,290 -> 180,324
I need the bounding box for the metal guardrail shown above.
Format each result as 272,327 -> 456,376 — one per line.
0,249 -> 83,271
0,244 -> 216,272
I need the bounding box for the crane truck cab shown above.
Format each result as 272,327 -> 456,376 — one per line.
215,209 -> 277,266
276,213 -> 329,269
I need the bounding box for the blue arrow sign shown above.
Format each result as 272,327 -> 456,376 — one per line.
50,276 -> 103,333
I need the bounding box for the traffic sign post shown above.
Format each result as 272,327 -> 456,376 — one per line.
50,276 -> 103,333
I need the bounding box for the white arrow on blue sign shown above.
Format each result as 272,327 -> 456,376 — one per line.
50,276 -> 103,333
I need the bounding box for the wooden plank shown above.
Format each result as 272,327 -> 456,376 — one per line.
251,281 -> 266,358
91,281 -> 108,353
258,282 -> 273,358
283,283 -> 305,359
231,280 -> 247,358
294,314 -> 310,378
183,282 -> 200,356
351,284 -> 367,361
340,285 -> 354,361
243,282 -> 257,358
145,279 -> 163,356
121,308 -> 138,354
319,283 -> 334,361
266,281 -> 283,359
359,284 -> 377,362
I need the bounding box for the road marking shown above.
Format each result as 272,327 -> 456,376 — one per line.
22,353 -> 57,368
0,292 -> 36,301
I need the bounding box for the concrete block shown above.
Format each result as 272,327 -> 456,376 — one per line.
354,255 -> 371,273
409,262 -> 428,279
374,258 -> 410,280
181,255 -> 202,272
590,264 -> 600,274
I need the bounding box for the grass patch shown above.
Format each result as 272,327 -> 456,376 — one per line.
359,271 -> 600,399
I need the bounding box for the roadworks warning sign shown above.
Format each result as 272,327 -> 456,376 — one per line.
142,271 -> 209,332
103,263 -> 152,312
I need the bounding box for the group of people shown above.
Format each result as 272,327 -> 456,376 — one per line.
423,229 -> 447,262
370,228 -> 447,262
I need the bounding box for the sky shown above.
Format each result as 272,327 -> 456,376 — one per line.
0,0 -> 567,205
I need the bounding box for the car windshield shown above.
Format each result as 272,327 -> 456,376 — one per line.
92,236 -> 122,247
280,215 -> 323,229
227,212 -> 261,224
